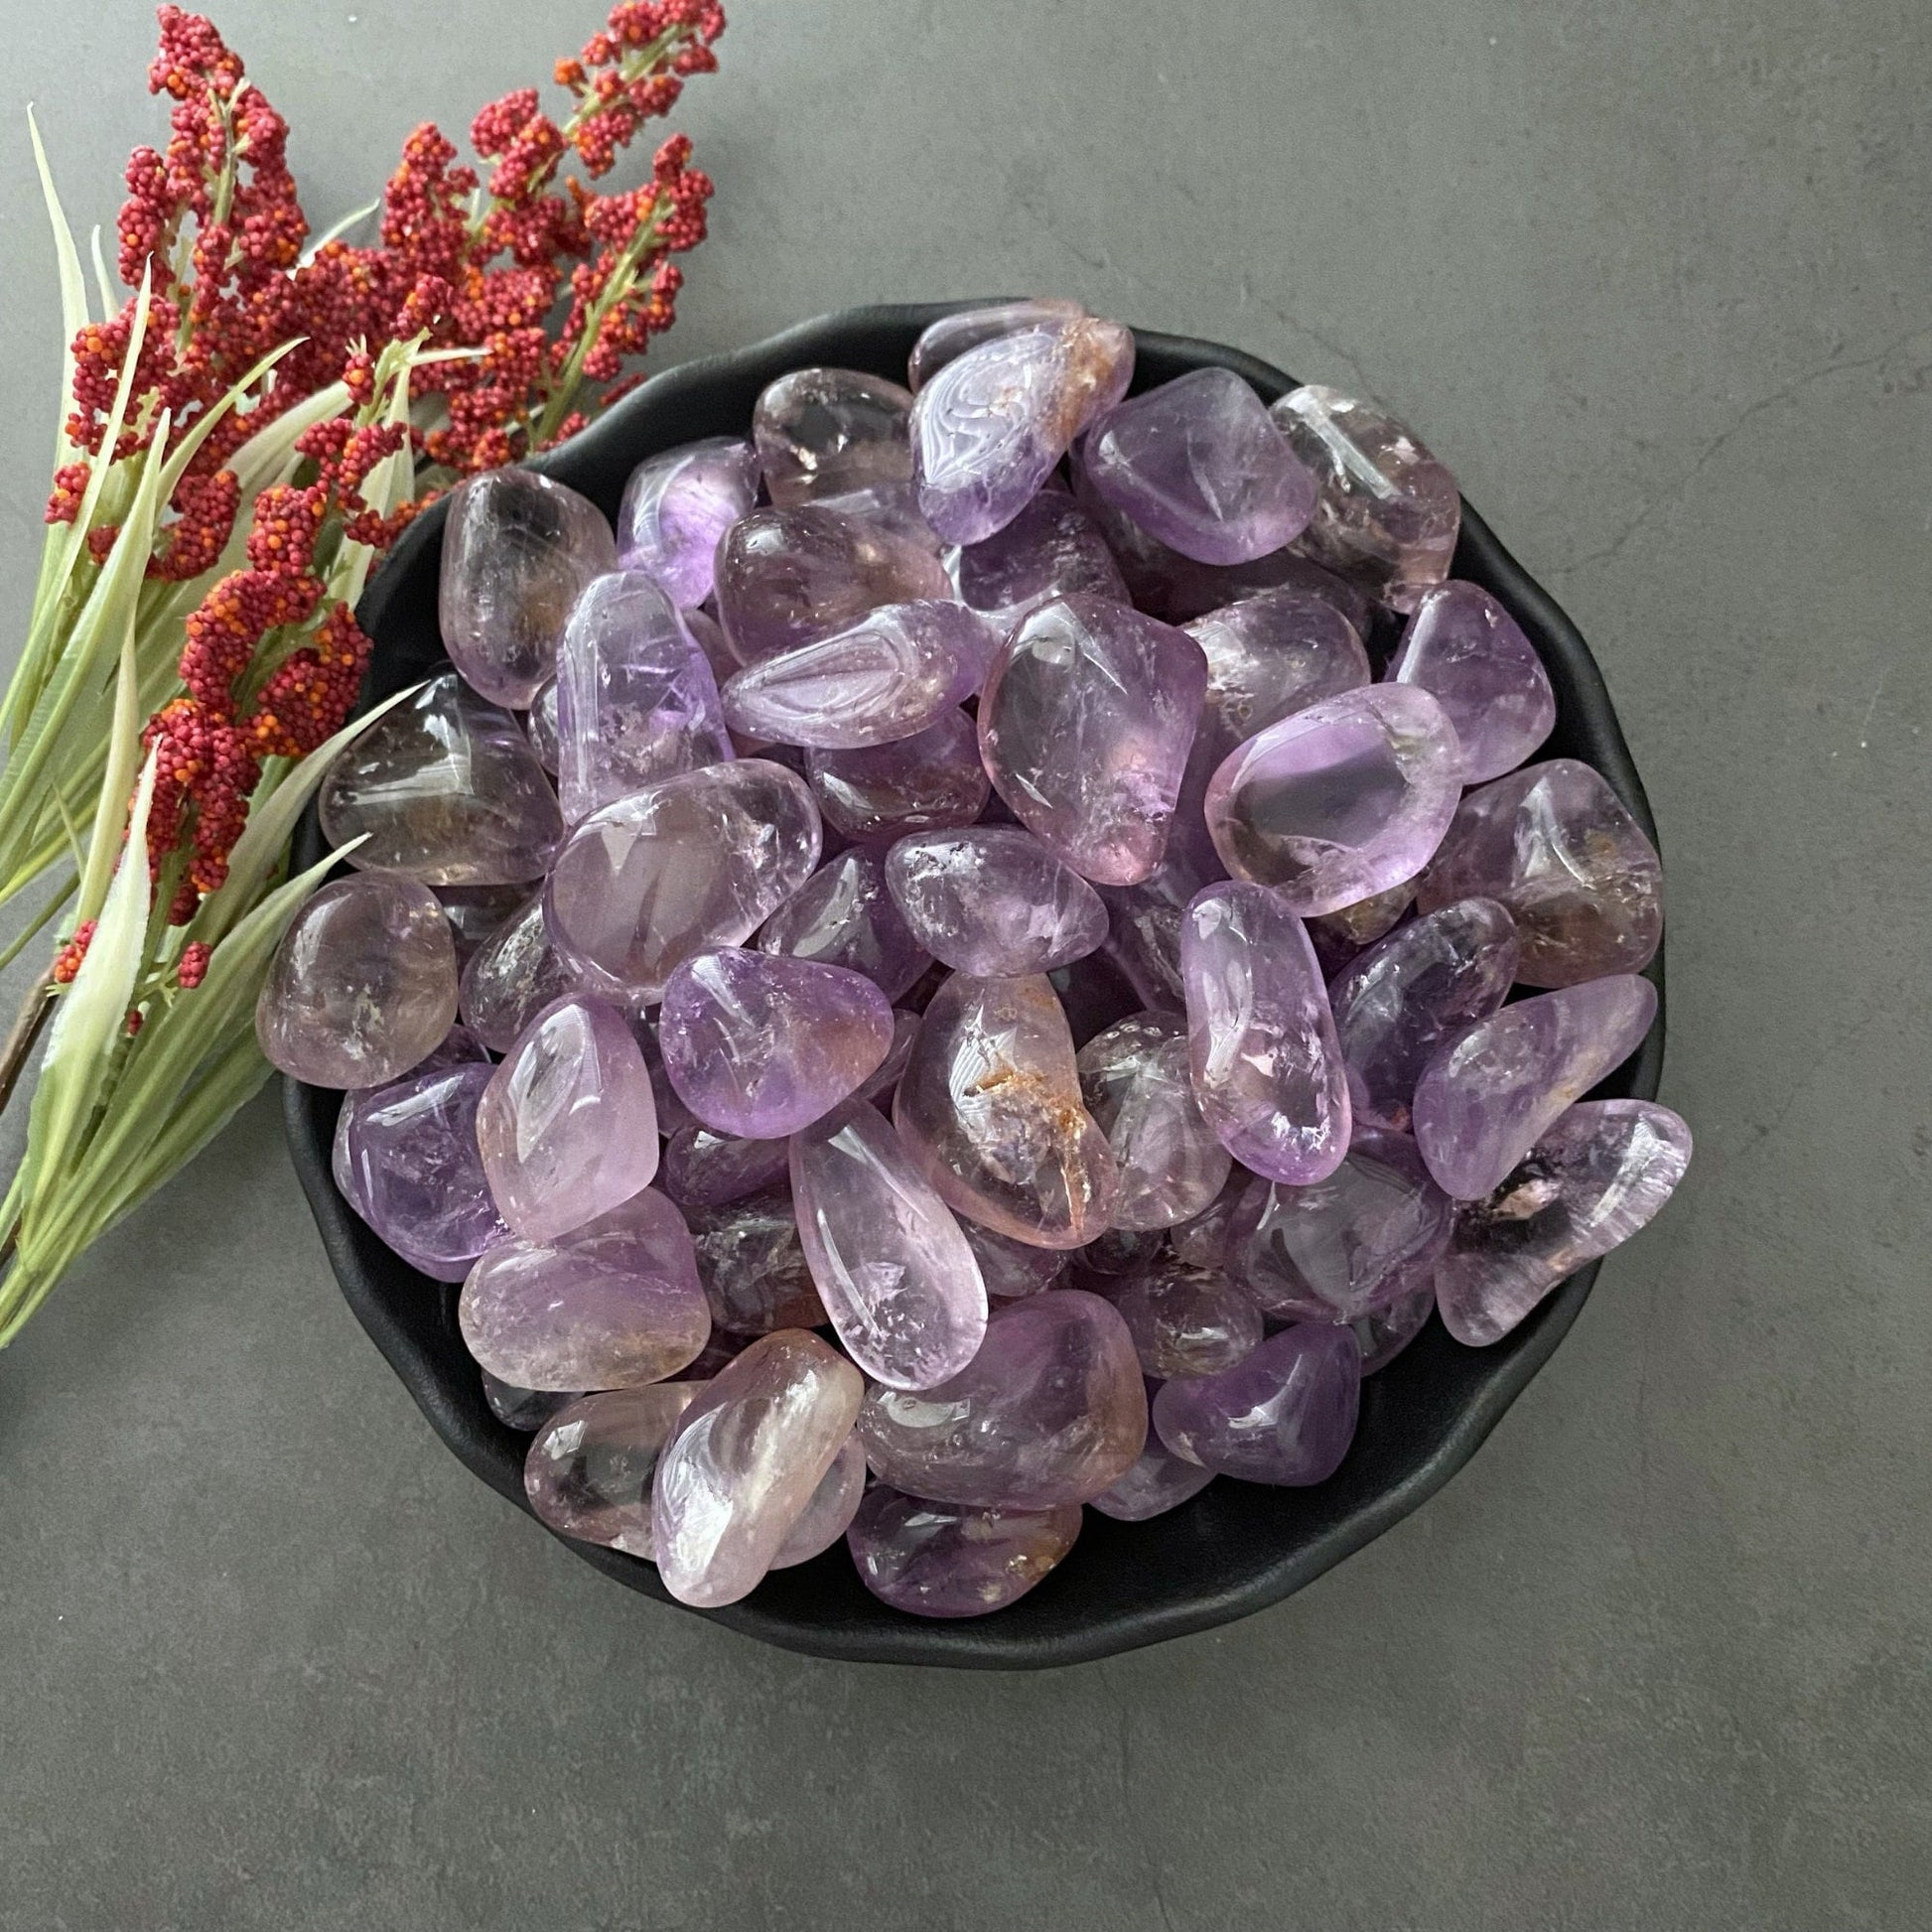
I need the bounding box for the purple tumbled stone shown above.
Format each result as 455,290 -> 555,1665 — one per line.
911,318 -> 1135,543
771,1435 -> 869,1568
1412,974 -> 1659,1200
1203,684 -> 1462,917
1085,367 -> 1316,565
807,709 -> 990,842
477,993 -> 660,1242
978,593 -> 1208,887
854,1008 -> 919,1106
810,479 -> 944,554
791,1101 -> 989,1389
257,875 -> 458,1089
554,570 -> 733,822
1076,1011 -> 1231,1230
959,1218 -> 1070,1299
1096,842 -> 1219,1013
1152,1322 -> 1361,1483
857,1290 -> 1147,1507
894,972 -> 1119,1250
1348,1279 -> 1438,1374
714,504 -> 952,665
1416,759 -> 1665,988
950,488 -> 1130,629
318,672 -> 563,887
1090,1423 -> 1217,1521
483,1369 -> 578,1433
685,1189 -> 829,1334
884,827 -> 1109,978
1071,1224 -> 1166,1281
544,759 -> 822,1005
1109,1258 -> 1263,1379
460,1188 -> 709,1390
1388,581 -> 1555,783
637,1018 -> 696,1137
659,948 -> 894,1139
458,889 -> 581,1052
651,1329 -> 865,1607
1306,878 -> 1419,977
848,1486 -> 1082,1618
906,298 -> 1086,390
1268,386 -> 1460,615
1181,883 -> 1350,1185
329,1023 -> 490,1213
1329,897 -> 1520,1132
684,1328 -> 751,1379
616,437 -> 759,609
1183,587 -> 1372,766
339,1064 -> 507,1281
754,367 -> 914,508
719,601 -> 999,750
523,679 -> 560,771
439,469 -> 617,707
1225,1127 -> 1452,1321
523,1382 -> 704,1557
1169,1171 -> 1250,1271
1437,1099 -> 1693,1345
436,884 -> 528,967
659,1124 -> 791,1209
756,849 -> 932,1001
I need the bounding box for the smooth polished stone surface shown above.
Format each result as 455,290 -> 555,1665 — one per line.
1416,759 -> 1666,987
756,849 -> 932,1001
458,890 -> 581,1053
1168,1172 -> 1250,1271
439,469 -> 617,708
950,488 -> 1129,628
1184,586 -> 1371,766
523,678 -> 559,772
476,994 -> 660,1242
1070,1224 -> 1166,1281
318,672 -> 564,887
1075,1012 -> 1230,1229
481,1370 -> 577,1434
1306,878 -> 1419,977
684,1190 -> 828,1334
959,1218 -> 1071,1299
858,1290 -> 1147,1506
978,593 -> 1208,887
1349,1279 -> 1439,1375
554,570 -> 733,822
1085,367 -> 1315,564
847,1486 -> 1082,1618
911,318 -> 1135,542
651,1330 -> 865,1607
1089,1426 -> 1217,1521
894,972 -> 1119,1249
754,366 -> 914,508
257,876 -> 458,1089
337,1064 -> 508,1282
719,601 -> 998,750
854,1008 -> 921,1106
1182,882 -> 1350,1184
1109,1259 -> 1263,1379
659,948 -> 894,1139
807,709 -> 991,842
1330,897 -> 1521,1132
1389,580 -> 1556,783
1412,974 -> 1660,1200
905,298 -> 1086,389
436,884 -> 528,967
1203,683 -> 1463,916
1096,843 -> 1218,1014
522,1382 -> 704,1558
714,504 -> 952,664
1437,1100 -> 1694,1346
544,759 -> 822,1005
885,827 -> 1109,978
1226,1128 -> 1452,1320
658,1125 -> 790,1209
791,1101 -> 989,1388
770,1435 -> 869,1568
1268,385 -> 1460,614
1152,1322 -> 1361,1483
615,437 -> 759,610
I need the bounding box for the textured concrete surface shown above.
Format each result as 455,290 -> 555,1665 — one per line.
1,3 -> 1928,1928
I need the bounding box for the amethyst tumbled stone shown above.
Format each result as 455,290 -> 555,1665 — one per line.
905,298 -> 1086,390
523,1383 -> 705,1558
1388,581 -> 1555,783
1152,1323 -> 1361,1484
807,710 -> 989,842
847,1486 -> 1083,1618
753,366 -> 914,508
884,827 -> 1109,978
756,848 -> 932,1001
615,436 -> 759,610
950,488 -> 1129,628
1075,1011 -> 1230,1230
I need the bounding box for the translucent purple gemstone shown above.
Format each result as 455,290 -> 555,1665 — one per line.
458,889 -> 581,1052
771,1435 -> 868,1568
1084,367 -> 1316,565
884,827 -> 1109,978
1152,1323 -> 1361,1484
847,1486 -> 1082,1617
950,488 -> 1130,628
1183,587 -> 1371,766
1075,1011 -> 1231,1230
554,570 -> 733,822
807,709 -> 989,842
616,437 -> 759,609
1329,897 -> 1520,1132
1306,877 -> 1419,978
1181,882 -> 1350,1185
1096,842 -> 1219,1014
1416,759 -> 1664,988
523,1382 -> 704,1557
978,593 -> 1208,887
1108,1258 -> 1263,1379
753,367 -> 913,508
1203,683 -> 1463,917
1168,1171 -> 1250,1271
756,848 -> 932,1001
483,1369 -> 578,1433
522,679 -> 560,771
439,469 -> 617,707
685,1189 -> 828,1334
658,1125 -> 790,1209
1349,1279 -> 1437,1374
1412,974 -> 1659,1200
1089,1416 -> 1218,1520
1436,1099 -> 1693,1345
906,298 -> 1086,390
659,947 -> 894,1139
959,1218 -> 1070,1299
1388,581 -> 1555,783
436,884 -> 528,966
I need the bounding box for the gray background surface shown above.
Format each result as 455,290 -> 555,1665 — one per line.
1,3 -> 1927,1928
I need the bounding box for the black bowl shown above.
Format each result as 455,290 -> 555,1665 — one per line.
285,303 -> 1666,1669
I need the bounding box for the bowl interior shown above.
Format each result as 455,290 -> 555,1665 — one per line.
285,303 -> 1665,1669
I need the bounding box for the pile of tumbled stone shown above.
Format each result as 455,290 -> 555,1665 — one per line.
258,298 -> 1692,1620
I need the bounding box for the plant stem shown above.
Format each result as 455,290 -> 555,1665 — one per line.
0,970 -> 55,1118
